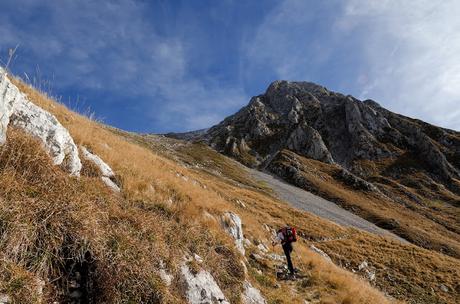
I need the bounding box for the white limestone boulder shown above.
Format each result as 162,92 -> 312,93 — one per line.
440,284 -> 449,293
358,260 -> 368,271
10,97 -> 82,175
1,68 -> 82,176
242,281 -> 266,304
266,253 -> 285,262
257,243 -> 269,253
180,264 -> 229,304
221,212 -> 245,255
80,146 -> 120,192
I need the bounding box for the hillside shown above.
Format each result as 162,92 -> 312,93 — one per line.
133,135 -> 460,303
0,69 -> 459,304
201,80 -> 460,260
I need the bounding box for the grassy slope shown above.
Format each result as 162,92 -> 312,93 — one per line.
135,136 -> 460,304
266,151 -> 460,303
0,79 -> 400,303
268,150 -> 460,258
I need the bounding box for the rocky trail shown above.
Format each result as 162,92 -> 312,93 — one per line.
248,168 -> 408,243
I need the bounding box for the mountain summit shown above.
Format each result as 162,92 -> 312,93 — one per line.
205,80 -> 459,181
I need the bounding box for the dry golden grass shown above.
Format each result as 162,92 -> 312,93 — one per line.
0,79 -> 416,303
125,138 -> 399,301
317,235 -> 460,304
136,140 -> 460,304
262,150 -> 460,303
0,128 -> 184,302
269,150 -> 460,258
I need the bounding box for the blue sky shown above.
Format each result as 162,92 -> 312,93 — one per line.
1,0 -> 459,132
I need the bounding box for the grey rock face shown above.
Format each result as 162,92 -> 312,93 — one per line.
203,80 -> 460,184
1,68 -> 82,176
337,168 -> 379,192
286,123 -> 334,163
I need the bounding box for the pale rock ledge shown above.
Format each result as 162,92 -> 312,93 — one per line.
0,68 -> 82,175
80,146 -> 120,192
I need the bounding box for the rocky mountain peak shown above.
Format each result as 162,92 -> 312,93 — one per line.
261,80 -> 335,116
265,80 -> 330,98
203,80 -> 460,188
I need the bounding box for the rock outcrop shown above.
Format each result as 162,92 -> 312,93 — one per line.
221,212 -> 245,255
0,68 -> 82,175
180,264 -> 229,304
80,146 -> 120,191
242,281 -> 267,304
286,123 -> 333,164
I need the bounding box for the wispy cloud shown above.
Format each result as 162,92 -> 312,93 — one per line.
338,0 -> 460,130
0,0 -> 248,132
243,0 -> 460,131
2,1 -> 458,132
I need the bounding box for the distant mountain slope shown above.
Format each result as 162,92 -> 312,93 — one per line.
201,80 -> 460,258
164,128 -> 209,141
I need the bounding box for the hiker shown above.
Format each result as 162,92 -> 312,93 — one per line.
272,225 -> 297,277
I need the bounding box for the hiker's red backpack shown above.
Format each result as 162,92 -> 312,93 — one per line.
280,226 -> 297,243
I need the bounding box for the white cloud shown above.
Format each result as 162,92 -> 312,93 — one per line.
151,78 -> 247,131
243,0 -> 460,131
339,0 -> 460,130
0,0 -> 248,131
242,0 -> 322,81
